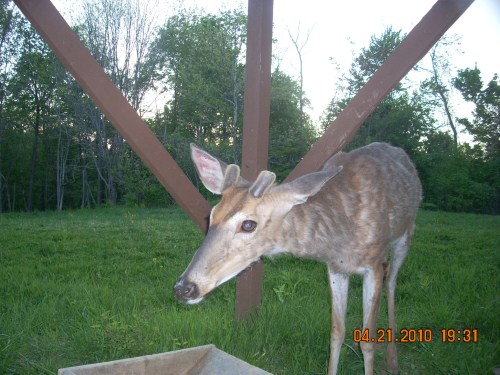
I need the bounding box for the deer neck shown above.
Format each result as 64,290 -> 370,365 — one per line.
270,196 -> 349,261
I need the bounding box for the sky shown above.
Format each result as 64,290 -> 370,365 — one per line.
271,0 -> 500,122
51,0 -> 500,128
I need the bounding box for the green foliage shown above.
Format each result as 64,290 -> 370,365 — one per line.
348,93 -> 433,158
3,18 -> 62,211
269,70 -> 316,180
322,27 -> 430,157
345,27 -> 406,96
320,27 -> 498,213
0,207 -> 498,374
453,69 -> 500,213
416,133 -> 495,213
454,68 -> 500,160
0,8 -> 498,214
151,9 -> 247,149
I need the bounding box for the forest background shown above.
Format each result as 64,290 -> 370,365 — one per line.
0,0 -> 498,214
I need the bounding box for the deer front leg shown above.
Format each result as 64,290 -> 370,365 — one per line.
360,263 -> 384,375
327,266 -> 349,375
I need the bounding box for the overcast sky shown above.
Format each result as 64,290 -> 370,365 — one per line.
51,0 -> 499,126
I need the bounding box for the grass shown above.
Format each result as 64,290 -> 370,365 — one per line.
0,207 -> 499,374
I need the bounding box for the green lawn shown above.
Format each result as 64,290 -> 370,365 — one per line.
0,207 -> 498,374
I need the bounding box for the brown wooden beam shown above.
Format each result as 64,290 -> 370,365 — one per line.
235,0 -> 274,319
285,0 -> 475,182
14,0 -> 211,231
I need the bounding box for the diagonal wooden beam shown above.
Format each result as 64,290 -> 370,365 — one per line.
285,0 -> 475,182
236,0 -> 274,319
14,0 -> 211,231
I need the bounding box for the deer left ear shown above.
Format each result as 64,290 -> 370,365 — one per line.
250,170 -> 276,198
190,144 -> 227,194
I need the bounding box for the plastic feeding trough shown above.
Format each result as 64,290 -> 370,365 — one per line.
58,344 -> 272,375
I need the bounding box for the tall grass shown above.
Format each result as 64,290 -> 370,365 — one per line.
0,207 -> 498,374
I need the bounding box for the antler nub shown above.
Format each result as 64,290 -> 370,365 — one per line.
222,164 -> 241,192
250,171 -> 276,198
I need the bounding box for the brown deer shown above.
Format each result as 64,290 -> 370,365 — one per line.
174,142 -> 422,375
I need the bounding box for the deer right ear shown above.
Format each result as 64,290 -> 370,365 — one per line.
190,143 -> 227,194
277,166 -> 343,206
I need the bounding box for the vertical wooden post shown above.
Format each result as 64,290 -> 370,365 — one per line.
236,0 -> 273,319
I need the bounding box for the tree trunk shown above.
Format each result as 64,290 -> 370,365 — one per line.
94,114 -> 105,205
56,121 -> 69,211
231,46 -> 240,164
433,74 -> 458,147
288,27 -> 311,130
27,105 -> 41,212
430,45 -> 458,148
42,121 -> 50,210
0,90 -> 4,213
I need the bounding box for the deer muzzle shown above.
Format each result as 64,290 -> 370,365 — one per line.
173,278 -> 200,303
173,228 -> 224,304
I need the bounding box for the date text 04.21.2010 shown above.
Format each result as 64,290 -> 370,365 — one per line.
353,328 -> 478,343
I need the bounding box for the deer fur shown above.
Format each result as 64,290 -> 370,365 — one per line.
174,142 -> 422,375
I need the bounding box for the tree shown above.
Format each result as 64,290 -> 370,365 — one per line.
344,27 -> 407,97
76,0 -> 159,205
52,63 -> 78,211
453,68 -> 500,213
419,36 -> 462,147
320,27 -> 431,157
453,68 -> 500,160
151,9 -> 247,162
268,69 -> 316,180
7,20 -> 58,211
416,131 -> 495,213
287,24 -> 312,130
0,0 -> 19,212
151,9 -> 316,186
319,27 -> 500,213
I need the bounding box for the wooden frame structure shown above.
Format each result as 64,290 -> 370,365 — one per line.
14,0 -> 474,319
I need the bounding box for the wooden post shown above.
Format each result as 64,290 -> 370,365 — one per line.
236,0 -> 274,319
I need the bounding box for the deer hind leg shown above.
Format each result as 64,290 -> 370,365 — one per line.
386,232 -> 410,373
360,262 -> 385,375
327,266 -> 349,375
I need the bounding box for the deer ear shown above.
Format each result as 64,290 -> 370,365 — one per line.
190,143 -> 227,194
250,170 -> 276,198
279,166 -> 343,205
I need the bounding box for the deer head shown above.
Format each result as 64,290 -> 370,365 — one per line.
174,144 -> 342,304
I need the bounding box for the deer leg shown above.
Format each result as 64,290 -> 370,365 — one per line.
386,232 -> 410,373
360,263 -> 384,375
327,265 -> 349,375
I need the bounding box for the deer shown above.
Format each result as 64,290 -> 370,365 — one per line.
174,142 -> 422,375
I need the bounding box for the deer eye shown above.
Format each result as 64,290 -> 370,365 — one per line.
241,220 -> 257,233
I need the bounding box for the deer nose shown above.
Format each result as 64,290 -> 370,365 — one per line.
174,279 -> 199,301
